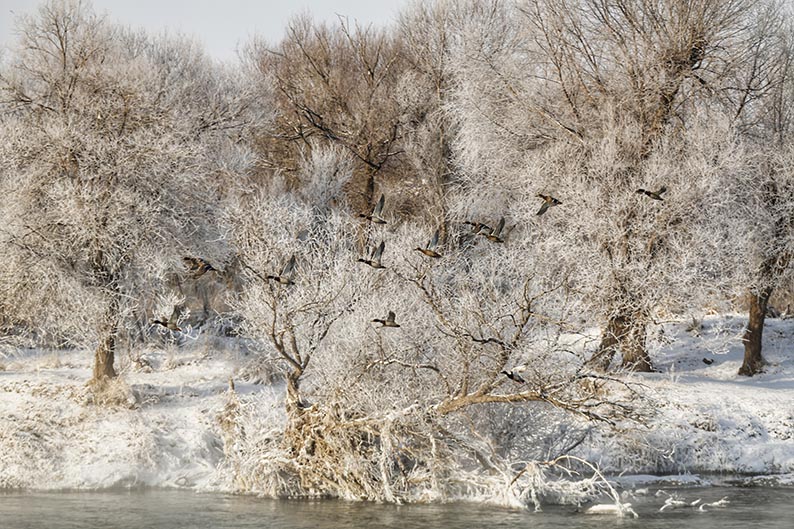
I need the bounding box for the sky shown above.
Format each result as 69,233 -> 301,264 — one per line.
0,0 -> 409,62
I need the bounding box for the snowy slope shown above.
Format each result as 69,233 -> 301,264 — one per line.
0,341 -> 249,490
1,315 -> 793,491
579,314 -> 794,480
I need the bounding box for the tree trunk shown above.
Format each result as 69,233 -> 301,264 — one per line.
588,314 -> 628,371
93,332 -> 117,380
739,287 -> 772,376
588,312 -> 653,372
92,295 -> 119,381
365,171 -> 376,208
285,369 -> 305,415
620,320 -> 653,372
283,369 -> 312,456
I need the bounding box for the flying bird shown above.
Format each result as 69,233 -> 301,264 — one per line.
482,217 -> 506,243
464,220 -> 491,235
359,193 -> 387,224
358,240 -> 386,269
152,306 -> 183,332
267,254 -> 296,285
636,186 -> 667,200
415,229 -> 442,258
372,310 -> 400,328
183,256 -> 218,278
537,194 -> 562,216
501,369 -> 526,384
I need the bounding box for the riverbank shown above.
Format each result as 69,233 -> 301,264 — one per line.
1,315 -> 792,493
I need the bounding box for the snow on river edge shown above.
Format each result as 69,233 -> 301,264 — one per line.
0,314 -> 792,494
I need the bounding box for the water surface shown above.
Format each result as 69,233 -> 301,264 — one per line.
1,486 -> 792,528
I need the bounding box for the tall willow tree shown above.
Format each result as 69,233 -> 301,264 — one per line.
449,0 -> 787,372
720,5 -> 794,376
0,0 -> 263,381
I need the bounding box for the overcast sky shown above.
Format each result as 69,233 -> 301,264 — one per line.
0,0 -> 408,62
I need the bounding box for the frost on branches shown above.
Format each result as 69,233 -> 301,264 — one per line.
0,0 -> 265,382
2,0 -> 794,507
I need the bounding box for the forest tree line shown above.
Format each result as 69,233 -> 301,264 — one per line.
1,0 -> 794,501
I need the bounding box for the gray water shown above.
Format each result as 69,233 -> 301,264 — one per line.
1,486 -> 792,529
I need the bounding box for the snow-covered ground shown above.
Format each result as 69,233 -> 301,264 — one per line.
581,314 -> 794,482
0,336 -> 258,490
1,314 -> 793,492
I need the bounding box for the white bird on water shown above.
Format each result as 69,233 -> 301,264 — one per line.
584,502 -> 638,518
698,497 -> 730,511
659,496 -> 690,511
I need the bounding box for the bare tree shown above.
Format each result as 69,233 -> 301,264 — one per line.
715,8 -> 794,375
443,0 -> 782,372
249,15 -> 406,217
395,1 -> 461,232
0,0 -> 264,382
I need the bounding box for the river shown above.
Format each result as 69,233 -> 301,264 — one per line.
1,486 -> 792,528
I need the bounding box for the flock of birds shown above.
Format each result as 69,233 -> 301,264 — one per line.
360,193 -> 564,268
582,492 -> 730,517
357,193 -> 563,330
151,185 -> 668,383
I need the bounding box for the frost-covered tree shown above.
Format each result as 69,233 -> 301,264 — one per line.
250,15 -> 406,216
394,0 -> 462,231
714,6 -> 794,376
448,0 -> 781,372
228,146 -> 359,413
224,139 -> 643,501
0,0 -> 264,381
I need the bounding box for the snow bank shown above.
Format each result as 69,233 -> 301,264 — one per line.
1,315 -> 793,493
0,341 -> 253,490
578,315 -> 794,478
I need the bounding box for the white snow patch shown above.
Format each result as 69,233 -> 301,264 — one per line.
2,315 -> 794,492
577,314 -> 794,477
0,340 -> 273,490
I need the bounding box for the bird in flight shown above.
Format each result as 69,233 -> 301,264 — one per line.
152,306 -> 183,332
358,240 -> 386,269
183,256 -> 218,278
359,193 -> 387,224
464,220 -> 491,235
267,254 -> 296,285
636,186 -> 667,201
482,217 -> 506,243
537,194 -> 562,216
415,229 -> 442,258
372,310 -> 400,328
501,368 -> 526,384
